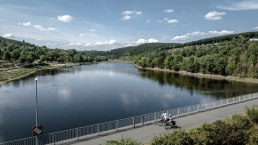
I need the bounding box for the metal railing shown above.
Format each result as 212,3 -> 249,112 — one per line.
1,93 -> 258,145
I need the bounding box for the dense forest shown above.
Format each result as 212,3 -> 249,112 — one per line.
134,32 -> 258,78
0,37 -> 107,67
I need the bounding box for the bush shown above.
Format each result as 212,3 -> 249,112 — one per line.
106,137 -> 140,145
151,130 -> 193,145
247,128 -> 258,145
246,106 -> 258,123
230,114 -> 252,130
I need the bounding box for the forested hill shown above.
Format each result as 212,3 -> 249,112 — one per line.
164,31 -> 258,49
134,31 -> 258,78
89,43 -> 178,59
0,37 -> 107,67
90,32 -> 258,60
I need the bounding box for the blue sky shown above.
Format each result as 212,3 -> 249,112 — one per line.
0,0 -> 258,50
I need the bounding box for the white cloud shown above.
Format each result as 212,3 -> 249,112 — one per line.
68,42 -> 81,46
172,30 -> 234,41
105,40 -> 117,45
33,25 -> 56,31
208,30 -> 234,35
148,38 -> 160,43
205,11 -> 226,20
57,15 -> 73,22
85,43 -> 91,46
122,15 -> 131,20
79,33 -> 85,37
254,26 -> 258,30
19,21 -> 31,26
121,10 -> 142,21
217,0 -> 258,10
95,40 -> 117,45
2,33 -> 14,38
68,40 -> 117,48
95,41 -> 104,45
135,38 -> 159,44
89,29 -> 96,32
164,9 -> 174,13
68,42 -> 75,46
167,19 -> 178,23
95,24 -> 104,27
162,18 -> 179,24
122,11 -> 134,15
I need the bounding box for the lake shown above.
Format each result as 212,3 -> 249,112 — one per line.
1,62 -> 258,142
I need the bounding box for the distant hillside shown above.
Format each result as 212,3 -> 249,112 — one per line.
90,32 -> 258,60
89,43 -> 178,59
134,31 -> 258,78
165,31 -> 258,49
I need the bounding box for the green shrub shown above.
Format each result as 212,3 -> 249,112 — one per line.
189,120 -> 249,145
151,130 -> 193,145
230,114 -> 252,130
247,128 -> 258,145
106,137 -> 141,145
246,106 -> 258,123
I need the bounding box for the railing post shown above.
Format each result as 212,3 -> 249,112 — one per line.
98,124 -> 101,135
154,112 -> 157,121
187,106 -> 190,114
133,117 -> 135,128
76,128 -> 79,141
141,115 -> 144,126
197,104 -> 199,112
53,133 -> 55,145
227,98 -> 229,104
214,101 -> 216,108
249,94 -> 251,99
177,108 -> 179,116
206,103 -> 208,109
116,120 -> 119,132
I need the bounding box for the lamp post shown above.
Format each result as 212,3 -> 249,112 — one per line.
35,77 -> 39,145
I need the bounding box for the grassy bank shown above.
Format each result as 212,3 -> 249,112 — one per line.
0,62 -> 85,85
135,65 -> 258,84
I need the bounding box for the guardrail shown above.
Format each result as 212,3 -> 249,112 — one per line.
1,92 -> 258,145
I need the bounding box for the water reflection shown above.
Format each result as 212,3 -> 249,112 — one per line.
138,69 -> 258,98
58,88 -> 72,103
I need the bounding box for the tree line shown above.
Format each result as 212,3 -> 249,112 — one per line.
0,37 -> 108,65
134,32 -> 258,78
89,43 -> 177,59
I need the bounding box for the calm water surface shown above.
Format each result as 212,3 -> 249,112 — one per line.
1,62 -> 258,141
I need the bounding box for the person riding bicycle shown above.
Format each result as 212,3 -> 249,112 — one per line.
160,111 -> 168,122
167,114 -> 175,126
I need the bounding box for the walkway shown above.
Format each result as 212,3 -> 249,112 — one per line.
72,99 -> 258,145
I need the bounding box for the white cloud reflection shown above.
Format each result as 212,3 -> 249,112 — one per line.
58,88 -> 72,102
121,93 -> 139,109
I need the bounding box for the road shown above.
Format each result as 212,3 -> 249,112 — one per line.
71,99 -> 258,145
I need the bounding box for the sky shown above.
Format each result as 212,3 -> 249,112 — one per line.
0,0 -> 258,51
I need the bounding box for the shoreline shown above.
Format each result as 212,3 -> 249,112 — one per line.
135,65 -> 258,84
0,62 -> 96,85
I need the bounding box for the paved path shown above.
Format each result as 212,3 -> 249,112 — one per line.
72,99 -> 258,145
